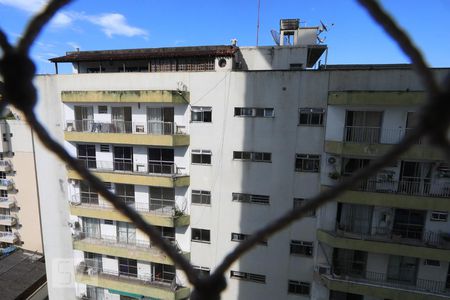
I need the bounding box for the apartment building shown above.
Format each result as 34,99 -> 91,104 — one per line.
34,19 -> 450,300
0,112 -> 44,255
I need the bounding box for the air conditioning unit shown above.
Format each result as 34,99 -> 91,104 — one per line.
315,264 -> 331,275
327,156 -> 337,165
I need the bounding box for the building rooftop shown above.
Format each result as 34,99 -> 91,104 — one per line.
0,249 -> 46,300
50,45 -> 238,63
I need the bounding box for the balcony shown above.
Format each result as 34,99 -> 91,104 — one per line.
67,160 -> 190,188
72,232 -> 189,264
75,260 -> 190,300
317,229 -> 450,261
325,126 -> 443,161
61,90 -> 190,104
0,231 -> 18,244
0,214 -> 16,226
350,177 -> 450,198
64,120 -> 189,147
0,196 -> 16,208
69,198 -> 190,227
321,270 -> 450,300
0,160 -> 12,172
0,179 -> 14,190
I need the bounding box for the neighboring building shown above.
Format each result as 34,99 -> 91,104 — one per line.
34,19 -> 450,300
0,248 -> 48,300
0,113 -> 44,254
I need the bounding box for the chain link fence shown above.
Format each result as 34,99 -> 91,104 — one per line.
0,0 -> 449,299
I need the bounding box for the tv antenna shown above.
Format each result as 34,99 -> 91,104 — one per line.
270,29 -> 280,46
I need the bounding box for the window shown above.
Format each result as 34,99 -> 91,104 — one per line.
231,232 -> 267,245
80,181 -> 99,205
149,187 -> 175,212
431,211 -> 448,222
77,144 -> 97,169
98,106 -> 108,114
298,108 -> 325,125
103,182 -> 112,190
192,228 -> 210,243
193,266 -> 210,278
295,154 -> 321,172
290,63 -> 303,70
104,220 -> 113,225
100,144 -> 110,152
115,184 -> 135,206
234,107 -> 274,118
192,190 -> 211,205
0,171 -> 5,179
191,107 -> 212,123
232,193 -> 269,205
290,240 -> 313,256
288,280 -> 310,295
118,257 -> 137,277
148,148 -> 174,174
0,190 -> 7,198
113,146 -> 133,171
230,271 -> 266,283
192,150 -> 212,165
424,259 -> 440,266
233,151 -> 271,162
293,198 -> 315,217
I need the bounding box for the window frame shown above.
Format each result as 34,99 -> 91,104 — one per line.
295,154 -> 321,173
231,232 -> 267,245
234,107 -> 275,118
191,106 -> 212,123
192,190 -> 211,205
233,151 -> 272,163
430,211 -> 448,222
293,198 -> 315,217
290,240 -> 314,256
232,193 -> 270,205
191,149 -> 212,165
298,108 -> 325,126
288,280 -> 311,295
191,228 -> 211,243
230,270 -> 266,284
98,105 -> 108,114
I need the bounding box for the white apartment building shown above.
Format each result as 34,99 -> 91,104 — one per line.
0,112 -> 44,255
34,19 -> 450,300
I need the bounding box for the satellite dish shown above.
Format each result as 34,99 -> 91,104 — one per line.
317,36 -> 326,43
270,29 -> 280,46
319,20 -> 328,33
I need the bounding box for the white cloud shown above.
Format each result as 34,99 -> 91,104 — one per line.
0,1 -> 148,38
85,13 -> 148,38
0,0 -> 45,13
0,0 -> 73,27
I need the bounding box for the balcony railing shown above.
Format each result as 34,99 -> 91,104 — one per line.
335,223 -> 450,250
0,179 -> 14,189
76,260 -> 180,291
0,196 -> 16,207
0,231 -> 17,243
74,159 -> 187,177
0,214 -> 16,225
344,126 -> 423,144
65,120 -> 188,135
325,270 -> 449,296
0,160 -> 12,170
73,231 -> 181,252
348,177 -> 450,198
71,194 -> 179,216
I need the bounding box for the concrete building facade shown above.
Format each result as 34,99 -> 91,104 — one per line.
34,20 -> 450,300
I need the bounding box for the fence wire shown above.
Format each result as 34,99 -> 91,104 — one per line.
0,0 -> 449,299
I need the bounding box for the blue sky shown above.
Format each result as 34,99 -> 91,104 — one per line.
0,0 -> 449,74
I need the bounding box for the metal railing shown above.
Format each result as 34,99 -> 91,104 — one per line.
0,196 -> 16,206
75,159 -> 186,177
0,179 -> 14,188
70,194 -> 179,216
73,231 -> 180,252
349,177 -> 450,198
0,214 -> 16,223
326,269 -> 449,296
335,223 -> 450,249
76,260 -> 180,290
0,231 -> 17,239
65,120 -> 188,135
0,160 -> 12,170
344,126 -> 423,144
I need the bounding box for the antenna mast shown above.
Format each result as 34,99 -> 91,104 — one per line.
256,0 -> 261,46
